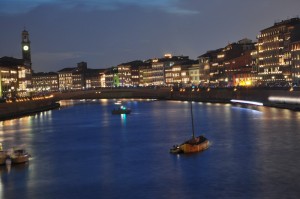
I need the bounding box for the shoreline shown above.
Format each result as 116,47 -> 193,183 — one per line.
1,87 -> 300,121
0,99 -> 60,121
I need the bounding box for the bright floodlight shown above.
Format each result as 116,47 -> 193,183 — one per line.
230,99 -> 263,106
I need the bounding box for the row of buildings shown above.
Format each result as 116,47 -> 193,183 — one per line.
1,17 -> 300,98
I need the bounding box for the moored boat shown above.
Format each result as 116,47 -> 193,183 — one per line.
114,100 -> 122,105
170,135 -> 210,154
9,148 -> 31,164
0,151 -> 8,165
112,106 -> 131,114
170,102 -> 210,154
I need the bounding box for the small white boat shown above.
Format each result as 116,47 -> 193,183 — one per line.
114,100 -> 122,105
9,148 -> 31,164
0,151 -> 8,165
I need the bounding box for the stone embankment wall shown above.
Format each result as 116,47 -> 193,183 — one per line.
54,87 -> 300,110
54,87 -> 300,102
1,87 -> 300,121
53,88 -> 171,100
170,88 -> 298,102
0,98 -> 59,121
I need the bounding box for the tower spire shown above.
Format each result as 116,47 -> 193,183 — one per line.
21,28 -> 31,68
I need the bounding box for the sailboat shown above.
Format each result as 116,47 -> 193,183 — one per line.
170,102 -> 210,154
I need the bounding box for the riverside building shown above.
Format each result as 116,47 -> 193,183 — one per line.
198,39 -> 255,87
58,62 -> 103,90
0,57 -> 19,98
291,40 -> 300,85
257,17 -> 300,86
32,72 -> 59,93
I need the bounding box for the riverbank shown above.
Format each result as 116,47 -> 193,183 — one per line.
53,87 -> 300,111
1,87 -> 300,121
0,98 -> 60,121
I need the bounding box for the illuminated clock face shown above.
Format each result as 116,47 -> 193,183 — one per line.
23,45 -> 29,51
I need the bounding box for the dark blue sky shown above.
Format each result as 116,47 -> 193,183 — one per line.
1,0 -> 300,72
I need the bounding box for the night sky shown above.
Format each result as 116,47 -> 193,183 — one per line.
1,0 -> 300,72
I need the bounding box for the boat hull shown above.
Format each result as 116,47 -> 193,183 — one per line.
0,152 -> 8,165
112,110 -> 131,114
11,155 -> 30,164
170,136 -> 210,154
180,140 -> 210,153
0,157 -> 6,165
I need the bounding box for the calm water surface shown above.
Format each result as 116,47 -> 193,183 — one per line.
1,99 -> 300,199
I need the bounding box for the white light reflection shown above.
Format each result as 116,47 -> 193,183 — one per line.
231,99 -> 263,106
231,106 -> 263,114
268,96 -> 300,104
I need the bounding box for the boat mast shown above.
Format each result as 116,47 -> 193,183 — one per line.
190,102 -> 195,139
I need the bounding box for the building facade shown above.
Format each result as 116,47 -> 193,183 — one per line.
0,57 -> 26,98
257,17 -> 300,86
291,40 -> 300,85
58,68 -> 74,91
32,72 -> 59,92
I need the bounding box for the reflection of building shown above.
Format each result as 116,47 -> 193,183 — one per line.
257,18 -> 300,86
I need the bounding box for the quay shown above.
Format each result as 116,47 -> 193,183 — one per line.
0,96 -> 60,121
1,87 -> 300,121
53,87 -> 300,111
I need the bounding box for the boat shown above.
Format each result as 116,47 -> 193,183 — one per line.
170,102 -> 210,154
114,100 -> 122,105
0,151 -> 8,165
170,135 -> 209,154
112,105 -> 131,114
9,148 -> 31,164
0,143 -> 8,165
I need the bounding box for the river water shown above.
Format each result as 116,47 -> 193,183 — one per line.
1,99 -> 300,199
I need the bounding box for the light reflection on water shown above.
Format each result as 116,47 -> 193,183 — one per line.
0,100 -> 300,199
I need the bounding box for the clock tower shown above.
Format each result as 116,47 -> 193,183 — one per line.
21,28 -> 32,67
